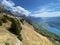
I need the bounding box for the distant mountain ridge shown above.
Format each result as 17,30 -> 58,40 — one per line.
24,16 -> 60,35
26,16 -> 60,29
42,17 -> 60,29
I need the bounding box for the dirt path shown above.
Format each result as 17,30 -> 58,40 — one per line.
21,21 -> 53,45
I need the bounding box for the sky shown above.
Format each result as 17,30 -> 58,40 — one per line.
0,0 -> 60,17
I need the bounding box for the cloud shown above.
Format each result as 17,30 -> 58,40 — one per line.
1,0 -> 31,15
31,12 -> 60,17
33,8 -> 46,14
12,6 -> 31,15
16,6 -> 31,15
31,3 -> 60,17
2,0 -> 15,7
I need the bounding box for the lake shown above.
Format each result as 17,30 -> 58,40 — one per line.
42,25 -> 60,35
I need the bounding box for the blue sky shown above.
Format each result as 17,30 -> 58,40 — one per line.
0,0 -> 60,17
12,0 -> 60,11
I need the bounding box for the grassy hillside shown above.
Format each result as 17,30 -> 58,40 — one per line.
21,20 -> 53,45
31,22 -> 60,45
0,12 -> 60,45
0,13 -> 22,45
23,17 -> 60,45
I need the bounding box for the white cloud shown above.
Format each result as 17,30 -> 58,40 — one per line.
1,0 -> 31,15
33,8 -> 47,14
16,6 -> 31,15
2,0 -> 15,7
11,6 -> 31,15
31,3 -> 60,17
31,11 -> 60,17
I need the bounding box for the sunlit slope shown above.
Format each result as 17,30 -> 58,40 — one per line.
0,14 -> 22,45
0,21 -> 18,45
21,21 -> 53,45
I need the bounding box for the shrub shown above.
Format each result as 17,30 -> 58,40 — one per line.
0,10 -> 1,13
20,18 -> 24,24
2,15 -> 9,23
2,15 -> 12,23
5,17 -> 23,41
2,17 -> 7,23
10,18 -> 22,41
3,15 -> 10,20
11,18 -> 22,35
17,34 -> 23,41
0,18 -> 3,26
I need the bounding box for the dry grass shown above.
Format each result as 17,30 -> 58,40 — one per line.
0,13 -> 22,45
0,13 -> 3,18
21,21 -> 53,45
0,20 -> 21,45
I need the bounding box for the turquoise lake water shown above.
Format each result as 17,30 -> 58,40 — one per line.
42,25 -> 60,35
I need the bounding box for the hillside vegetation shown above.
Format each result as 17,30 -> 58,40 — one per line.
30,22 -> 60,45
0,13 -> 22,45
0,12 -> 60,45
21,20 -> 53,45
24,18 -> 60,45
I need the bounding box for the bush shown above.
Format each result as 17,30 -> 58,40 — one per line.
17,34 -> 23,41
20,18 -> 24,24
2,15 -> 9,23
3,15 -> 10,20
0,18 -> 3,26
11,18 -> 22,35
10,18 -> 22,41
2,15 -> 12,23
0,10 -> 1,13
2,17 -> 7,23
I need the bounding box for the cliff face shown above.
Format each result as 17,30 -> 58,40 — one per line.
21,20 -> 53,45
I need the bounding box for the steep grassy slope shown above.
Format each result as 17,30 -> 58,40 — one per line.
21,20 -> 53,45
24,17 -> 60,45
32,23 -> 60,45
0,13 -> 60,45
0,13 -> 22,45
